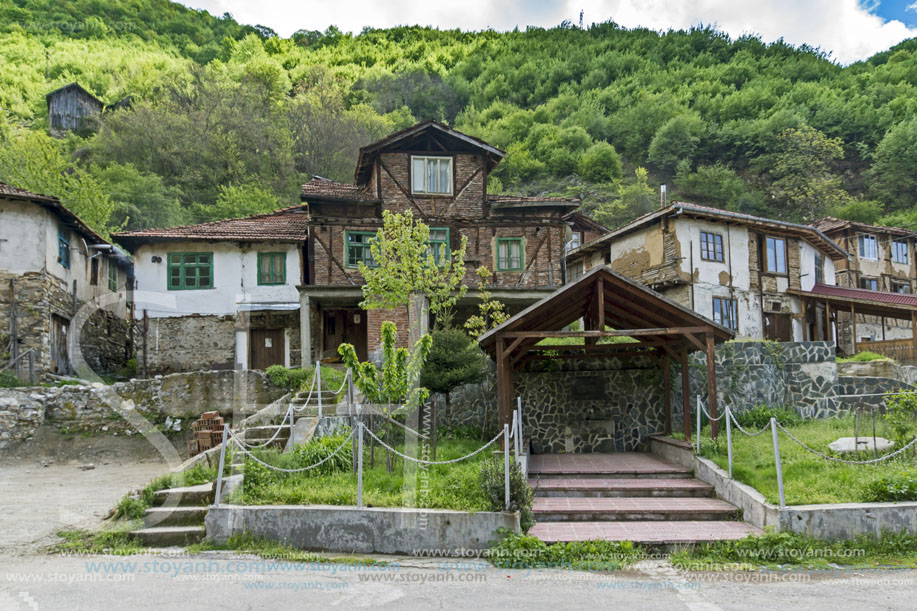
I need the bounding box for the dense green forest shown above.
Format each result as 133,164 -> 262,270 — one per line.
3,0 -> 917,237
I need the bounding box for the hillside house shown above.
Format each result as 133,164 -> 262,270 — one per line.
565,202 -> 847,342
46,83 -> 104,136
114,120 -> 580,372
807,217 -> 917,353
0,183 -> 133,379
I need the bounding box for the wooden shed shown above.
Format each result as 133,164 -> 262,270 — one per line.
46,83 -> 103,135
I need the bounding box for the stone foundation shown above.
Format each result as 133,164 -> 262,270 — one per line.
0,370 -> 284,448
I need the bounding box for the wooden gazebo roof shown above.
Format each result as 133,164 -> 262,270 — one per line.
479,266 -> 734,439
480,266 -> 733,359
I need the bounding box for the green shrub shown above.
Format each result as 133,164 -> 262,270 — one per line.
243,433 -> 354,497
861,468 -> 917,502
264,365 -> 347,398
733,405 -> 801,430
885,391 -> 917,451
0,371 -> 27,388
486,530 -> 641,569
478,457 -> 534,532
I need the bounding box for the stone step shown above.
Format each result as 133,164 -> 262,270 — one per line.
129,526 -> 206,547
530,478 -> 714,498
529,520 -> 763,546
239,426 -> 291,443
151,483 -> 214,507
527,453 -> 693,479
143,506 -> 208,528
532,497 -> 739,522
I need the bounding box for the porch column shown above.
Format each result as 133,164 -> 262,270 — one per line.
825,302 -> 832,346
705,332 -> 719,439
660,350 -> 672,435
299,293 -> 312,367
680,348 -> 692,442
911,311 -> 916,362
851,304 -> 858,355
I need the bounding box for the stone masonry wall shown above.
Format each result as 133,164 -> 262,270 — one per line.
143,314 -> 236,374
0,370 -> 284,449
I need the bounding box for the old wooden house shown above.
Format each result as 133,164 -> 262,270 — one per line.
115,120 -> 581,372
46,83 -> 104,136
565,202 -> 847,342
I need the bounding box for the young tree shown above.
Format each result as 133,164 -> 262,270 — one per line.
359,210 -> 468,326
419,327 -> 486,459
339,322 -> 432,472
464,266 -> 509,338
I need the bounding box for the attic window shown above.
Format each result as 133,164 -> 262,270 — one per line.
411,156 -> 452,195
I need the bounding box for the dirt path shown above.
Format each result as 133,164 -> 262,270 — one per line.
0,429 -> 170,555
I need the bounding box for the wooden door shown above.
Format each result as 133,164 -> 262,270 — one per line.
343,310 -> 368,361
50,314 -> 70,374
764,312 -> 792,342
250,329 -> 284,370
322,310 -> 344,360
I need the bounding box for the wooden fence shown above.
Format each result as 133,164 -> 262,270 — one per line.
855,338 -> 917,363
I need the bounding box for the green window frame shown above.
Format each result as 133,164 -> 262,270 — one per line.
57,226 -> 70,269
257,252 -> 286,285
428,227 -> 450,266
496,237 -> 524,271
167,252 -> 213,290
107,261 -> 118,292
346,231 -> 378,268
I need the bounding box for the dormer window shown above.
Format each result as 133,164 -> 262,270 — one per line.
411,156 -> 453,195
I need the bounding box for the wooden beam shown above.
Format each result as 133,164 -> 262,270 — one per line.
851,303 -> 858,355
596,277 -> 605,330
661,349 -> 672,435
802,297 -> 808,342
681,348 -> 692,442
706,332 -> 719,438
496,337 -> 509,431
683,333 -> 707,353
912,311 -> 916,363
498,326 -> 716,339
825,302 -> 832,345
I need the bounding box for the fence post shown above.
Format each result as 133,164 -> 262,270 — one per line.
726,405 -> 733,478
357,420 -> 364,508
696,395 -> 702,454
503,424 -> 510,511
771,417 -> 786,509
288,403 -> 295,446
214,424 -> 228,507
315,361 -> 322,418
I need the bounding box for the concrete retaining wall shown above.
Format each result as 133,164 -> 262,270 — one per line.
206,504 -> 519,555
649,435 -> 917,539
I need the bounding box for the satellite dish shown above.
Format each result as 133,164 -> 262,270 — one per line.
564,224 -> 573,242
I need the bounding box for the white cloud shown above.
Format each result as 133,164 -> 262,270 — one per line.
178,0 -> 917,64
908,2 -> 917,13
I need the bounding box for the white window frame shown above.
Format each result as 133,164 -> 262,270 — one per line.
411,155 -> 453,196
858,233 -> 878,260
892,239 -> 909,265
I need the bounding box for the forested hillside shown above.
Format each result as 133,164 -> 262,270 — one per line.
3,1 -> 917,237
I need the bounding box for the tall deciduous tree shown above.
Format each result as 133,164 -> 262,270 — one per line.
771,126 -> 851,222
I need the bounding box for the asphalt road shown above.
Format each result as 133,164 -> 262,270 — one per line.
1,551 -> 915,611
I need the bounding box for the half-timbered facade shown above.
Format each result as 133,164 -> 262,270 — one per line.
115,121 -> 580,372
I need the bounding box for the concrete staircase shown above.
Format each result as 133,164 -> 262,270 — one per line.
527,453 -> 762,546
130,482 -> 214,546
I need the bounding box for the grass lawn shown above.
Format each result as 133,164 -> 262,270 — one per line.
237,435 -> 493,511
698,416 -> 916,505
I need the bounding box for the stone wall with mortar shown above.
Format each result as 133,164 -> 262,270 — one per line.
441,341 -> 882,452
0,370 -> 284,448
142,314 -> 237,374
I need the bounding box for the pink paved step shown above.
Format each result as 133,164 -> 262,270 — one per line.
530,520 -> 762,545
532,496 -> 739,521
530,477 -> 714,498
528,453 -> 692,479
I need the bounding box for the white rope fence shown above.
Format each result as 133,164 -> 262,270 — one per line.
691,393 -> 917,510
213,398 -> 528,511
232,407 -> 294,449
228,427 -> 356,473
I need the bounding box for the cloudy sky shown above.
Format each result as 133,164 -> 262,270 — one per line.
177,0 -> 917,64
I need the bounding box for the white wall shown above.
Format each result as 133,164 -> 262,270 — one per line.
131,241 -> 302,319
799,241 -> 837,291
1,197 -> 127,317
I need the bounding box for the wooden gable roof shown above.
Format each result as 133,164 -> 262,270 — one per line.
478,265 -> 734,359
